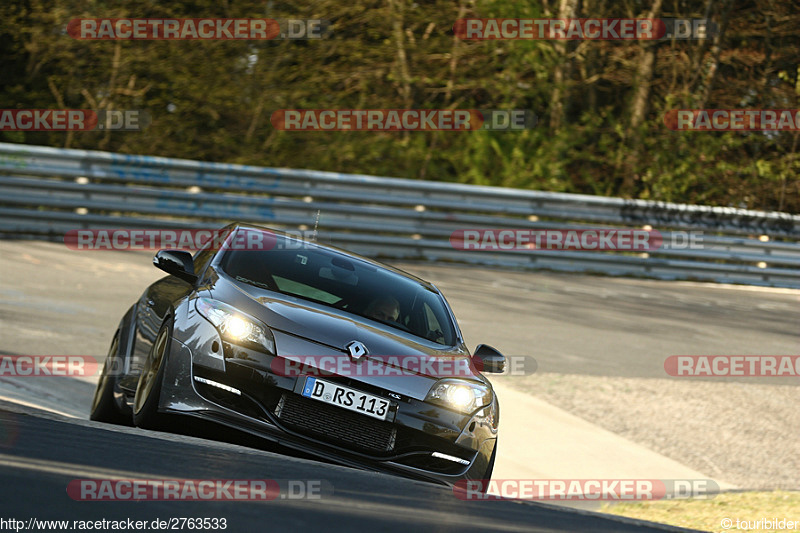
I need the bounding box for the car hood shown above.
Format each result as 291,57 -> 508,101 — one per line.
213,279 -> 478,399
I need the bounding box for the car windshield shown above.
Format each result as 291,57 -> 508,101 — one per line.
219,232 -> 458,346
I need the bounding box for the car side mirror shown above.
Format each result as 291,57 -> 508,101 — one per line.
153,250 -> 197,283
473,344 -> 506,373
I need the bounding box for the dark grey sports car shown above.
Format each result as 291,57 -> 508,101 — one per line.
91,223 -> 504,485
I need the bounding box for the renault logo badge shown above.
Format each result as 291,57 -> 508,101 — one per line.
345,341 -> 368,361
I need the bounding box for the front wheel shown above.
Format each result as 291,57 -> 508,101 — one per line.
90,332 -> 131,425
133,317 -> 172,429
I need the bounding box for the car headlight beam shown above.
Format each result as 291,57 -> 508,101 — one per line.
426,379 -> 491,414
222,316 -> 251,340
448,385 -> 473,408
195,298 -> 275,354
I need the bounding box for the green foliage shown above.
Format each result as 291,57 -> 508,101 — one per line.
1,0 -> 798,212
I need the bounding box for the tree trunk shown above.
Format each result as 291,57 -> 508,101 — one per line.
618,0 -> 663,196
549,0 -> 578,131
695,0 -> 732,109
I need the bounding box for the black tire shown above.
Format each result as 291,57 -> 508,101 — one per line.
90,332 -> 131,425
133,317 -> 172,429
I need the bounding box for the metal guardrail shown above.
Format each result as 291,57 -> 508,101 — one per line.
0,142 -> 798,288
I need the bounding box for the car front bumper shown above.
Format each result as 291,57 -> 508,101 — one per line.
155,301 -> 499,486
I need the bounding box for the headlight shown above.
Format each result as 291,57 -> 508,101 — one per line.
426,379 -> 492,414
195,298 -> 275,354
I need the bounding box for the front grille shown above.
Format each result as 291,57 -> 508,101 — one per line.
275,393 -> 396,453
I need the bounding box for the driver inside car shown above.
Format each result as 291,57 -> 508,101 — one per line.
364,295 -> 400,323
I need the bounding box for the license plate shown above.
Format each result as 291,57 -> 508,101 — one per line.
301,377 -> 391,421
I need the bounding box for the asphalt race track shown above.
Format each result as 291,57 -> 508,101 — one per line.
2,240 -> 797,531
0,400 -> 696,532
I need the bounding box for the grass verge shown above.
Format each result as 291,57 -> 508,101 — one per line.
601,491 -> 800,532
